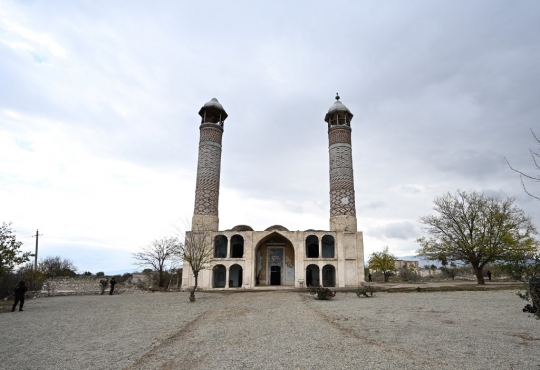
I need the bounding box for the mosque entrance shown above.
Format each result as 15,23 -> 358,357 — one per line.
270,266 -> 281,285
254,232 -> 295,287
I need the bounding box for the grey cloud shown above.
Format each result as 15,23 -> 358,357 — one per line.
431,150 -> 507,180
2,1 -> 540,269
401,186 -> 420,194
369,222 -> 419,240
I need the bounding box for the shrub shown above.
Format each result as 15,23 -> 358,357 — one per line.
518,276 -> 540,319
309,286 -> 336,300
99,279 -> 108,295
96,272 -> 105,277
356,286 -> 375,297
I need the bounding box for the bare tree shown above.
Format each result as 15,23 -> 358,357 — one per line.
132,237 -> 181,288
177,221 -> 214,302
506,129 -> 540,201
39,256 -> 78,277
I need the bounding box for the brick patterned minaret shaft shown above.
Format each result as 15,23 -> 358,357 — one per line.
192,98 -> 227,231
325,94 -> 358,232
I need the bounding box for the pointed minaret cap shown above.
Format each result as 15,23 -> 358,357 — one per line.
199,98 -> 228,120
325,93 -> 353,123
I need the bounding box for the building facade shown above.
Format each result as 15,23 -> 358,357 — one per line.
182,95 -> 365,290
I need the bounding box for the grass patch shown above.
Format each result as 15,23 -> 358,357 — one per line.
386,284 -> 521,293
0,299 -> 14,314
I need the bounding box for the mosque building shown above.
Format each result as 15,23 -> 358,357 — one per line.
182,95 -> 365,289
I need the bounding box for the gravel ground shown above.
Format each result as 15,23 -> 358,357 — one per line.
0,290 -> 539,370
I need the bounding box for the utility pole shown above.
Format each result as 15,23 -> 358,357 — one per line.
32,229 -> 43,271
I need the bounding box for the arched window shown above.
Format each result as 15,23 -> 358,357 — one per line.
306,264 -> 320,287
230,235 -> 244,258
322,265 -> 336,287
306,235 -> 319,258
229,264 -> 243,287
322,235 -> 335,258
214,235 -> 228,258
213,265 -> 226,288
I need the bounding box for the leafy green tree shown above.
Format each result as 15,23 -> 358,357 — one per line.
417,190 -> 538,285
17,262 -> 46,291
0,222 -> 32,275
368,246 -> 397,282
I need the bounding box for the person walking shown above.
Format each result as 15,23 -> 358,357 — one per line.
109,277 -> 117,295
487,270 -> 492,281
12,281 -> 28,312
368,273 -> 372,282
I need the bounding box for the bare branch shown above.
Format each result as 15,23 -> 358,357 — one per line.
132,236 -> 181,288
175,219 -> 215,302
505,129 -> 540,200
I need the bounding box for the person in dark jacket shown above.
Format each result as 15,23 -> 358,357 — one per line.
109,277 -> 116,295
487,270 -> 492,281
12,281 -> 28,312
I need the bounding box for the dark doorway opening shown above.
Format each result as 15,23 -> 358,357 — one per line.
270,266 -> 281,285
306,235 -> 319,258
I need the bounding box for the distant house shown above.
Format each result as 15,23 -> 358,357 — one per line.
395,260 -> 419,270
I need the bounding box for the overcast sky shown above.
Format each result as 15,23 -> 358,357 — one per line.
1,0 -> 539,274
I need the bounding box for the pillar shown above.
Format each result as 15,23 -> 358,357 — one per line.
192,98 -> 228,231
325,94 -> 357,232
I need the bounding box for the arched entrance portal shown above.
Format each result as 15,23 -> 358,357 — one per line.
213,265 -> 226,288
229,264 -> 243,287
306,264 -> 320,287
254,232 -> 295,287
322,264 -> 336,287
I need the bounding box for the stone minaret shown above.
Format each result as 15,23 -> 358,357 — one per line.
192,98 -> 228,231
325,94 -> 357,232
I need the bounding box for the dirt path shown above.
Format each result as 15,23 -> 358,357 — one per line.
125,292 -> 438,370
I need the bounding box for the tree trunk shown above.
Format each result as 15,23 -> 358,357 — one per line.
190,273 -> 198,302
473,265 -> 485,285
159,270 -> 164,288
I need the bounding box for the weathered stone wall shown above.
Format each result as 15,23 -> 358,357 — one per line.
130,273 -> 156,289
41,277 -> 105,296
39,276 -> 147,296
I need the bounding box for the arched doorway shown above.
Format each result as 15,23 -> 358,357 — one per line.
254,232 -> 295,287
322,265 -> 336,287
231,235 -> 244,258
306,235 -> 319,258
322,235 -> 335,258
229,264 -> 243,287
306,264 -> 320,287
213,265 -> 226,288
214,235 -> 227,258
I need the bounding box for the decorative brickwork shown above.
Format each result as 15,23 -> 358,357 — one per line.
330,189 -> 356,216
328,130 -> 356,218
199,126 -> 223,145
194,137 -> 222,216
329,128 -> 351,146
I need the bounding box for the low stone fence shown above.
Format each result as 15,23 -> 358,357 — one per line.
41,276 -> 106,296
38,274 -> 159,297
